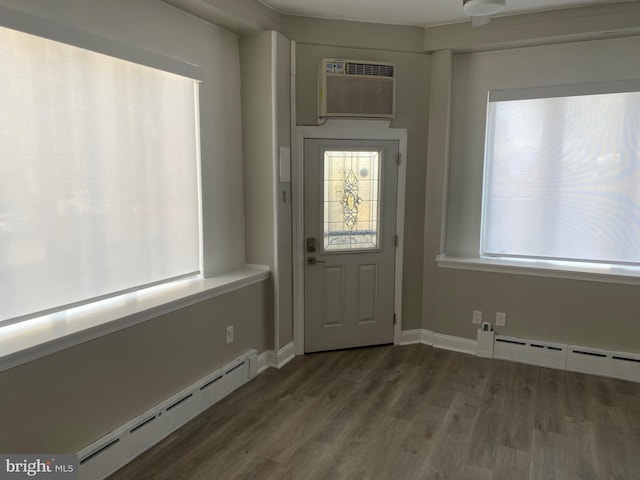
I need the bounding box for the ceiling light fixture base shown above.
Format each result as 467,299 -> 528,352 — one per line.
463,0 -> 506,17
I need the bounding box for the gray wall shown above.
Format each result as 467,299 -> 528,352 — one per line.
241,32 -> 277,270
431,36 -> 640,353
0,0 -> 272,453
422,50 -> 453,339
240,31 -> 293,349
434,269 -> 640,352
0,281 -> 271,453
283,16 -> 431,330
282,15 -> 424,53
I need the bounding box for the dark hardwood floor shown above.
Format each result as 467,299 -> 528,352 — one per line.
109,344 -> 640,479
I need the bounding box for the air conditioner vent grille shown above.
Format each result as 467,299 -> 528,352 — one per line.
325,76 -> 394,117
320,58 -> 395,118
346,62 -> 394,77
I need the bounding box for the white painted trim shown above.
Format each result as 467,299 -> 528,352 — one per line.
399,330 -> 640,383
394,134 -> 408,347
292,124 -> 305,355
270,31 -> 281,353
436,254 -> 640,286
421,329 -> 434,345
399,329 -> 424,345
257,349 -> 276,374
290,41 -> 303,356
399,329 -> 477,354
432,332 -> 477,355
77,350 -> 257,480
0,265 -> 270,373
277,341 -> 295,368
292,120 -> 408,355
256,341 -> 296,372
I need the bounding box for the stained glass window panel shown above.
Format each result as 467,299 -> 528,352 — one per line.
323,150 -> 381,251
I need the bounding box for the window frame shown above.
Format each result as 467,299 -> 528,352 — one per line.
0,5 -> 269,372
473,79 -> 640,279
0,13 -> 206,327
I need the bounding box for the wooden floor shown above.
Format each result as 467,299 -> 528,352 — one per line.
109,344 -> 640,480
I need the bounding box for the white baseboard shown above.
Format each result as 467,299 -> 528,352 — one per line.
257,341 -> 295,373
77,350 -> 258,480
277,342 -> 295,368
399,329 -> 476,356
399,329 -> 639,384
432,332 -> 477,355
257,349 -> 276,374
399,329 -> 424,345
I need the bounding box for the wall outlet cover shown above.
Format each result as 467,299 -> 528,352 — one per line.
226,325 -> 234,344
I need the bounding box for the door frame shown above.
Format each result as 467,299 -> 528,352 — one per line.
293,120 -> 407,355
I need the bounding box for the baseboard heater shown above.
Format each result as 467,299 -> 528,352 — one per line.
493,335 -> 640,383
77,350 -> 258,480
493,335 -> 566,369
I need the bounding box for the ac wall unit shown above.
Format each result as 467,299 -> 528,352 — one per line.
319,59 -> 396,118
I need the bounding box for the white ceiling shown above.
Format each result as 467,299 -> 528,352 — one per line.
259,0 -> 620,27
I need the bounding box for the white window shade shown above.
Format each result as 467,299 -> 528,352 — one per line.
482,85 -> 640,266
0,26 -> 201,324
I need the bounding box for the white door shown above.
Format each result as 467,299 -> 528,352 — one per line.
304,139 -> 398,353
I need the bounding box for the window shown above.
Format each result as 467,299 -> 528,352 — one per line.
0,25 -> 201,325
323,150 -> 381,251
481,82 -> 640,268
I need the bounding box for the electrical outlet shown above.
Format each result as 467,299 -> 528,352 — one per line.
472,310 -> 483,325
496,312 -> 506,327
226,325 -> 234,344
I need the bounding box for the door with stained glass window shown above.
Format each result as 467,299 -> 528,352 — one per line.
304,139 -> 398,353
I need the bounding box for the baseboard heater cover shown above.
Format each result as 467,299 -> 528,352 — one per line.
493,335 -> 567,370
566,346 -> 640,383
77,350 -> 258,480
493,335 -> 640,383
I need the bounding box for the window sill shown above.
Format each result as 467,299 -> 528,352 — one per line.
0,264 -> 270,373
436,254 -> 640,286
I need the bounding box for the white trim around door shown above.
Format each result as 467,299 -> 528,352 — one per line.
292,120 -> 408,356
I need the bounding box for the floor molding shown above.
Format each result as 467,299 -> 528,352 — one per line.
399,329 -> 640,384
432,332 -> 477,355
257,349 -> 276,374
398,329 -> 424,345
399,329 -> 476,356
257,341 -> 296,373
277,342 -> 295,368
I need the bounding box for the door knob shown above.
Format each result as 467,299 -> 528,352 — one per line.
307,256 -> 326,265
